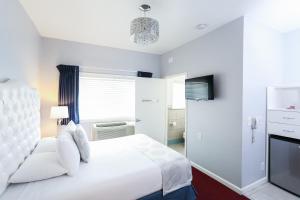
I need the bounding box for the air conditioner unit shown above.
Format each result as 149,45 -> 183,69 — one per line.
92,122 -> 135,141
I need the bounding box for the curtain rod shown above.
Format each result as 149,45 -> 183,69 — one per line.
79,66 -> 138,77
80,66 -> 137,73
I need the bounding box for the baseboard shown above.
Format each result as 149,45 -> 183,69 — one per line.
241,177 -> 267,195
191,161 -> 267,196
191,162 -> 243,194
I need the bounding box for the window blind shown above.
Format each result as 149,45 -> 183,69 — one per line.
79,74 -> 135,121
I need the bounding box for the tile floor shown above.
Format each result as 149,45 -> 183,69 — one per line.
168,143 -> 185,155
245,183 -> 300,200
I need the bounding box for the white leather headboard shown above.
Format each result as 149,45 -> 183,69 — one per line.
0,81 -> 40,195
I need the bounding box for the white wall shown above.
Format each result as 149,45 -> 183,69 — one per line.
39,38 -> 161,137
283,28 -> 300,85
242,16 -> 284,187
161,18 -> 244,187
0,0 -> 41,88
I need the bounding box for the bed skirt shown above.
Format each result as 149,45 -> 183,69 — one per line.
138,185 -> 196,200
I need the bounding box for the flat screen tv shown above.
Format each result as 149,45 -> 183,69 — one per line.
185,75 -> 214,101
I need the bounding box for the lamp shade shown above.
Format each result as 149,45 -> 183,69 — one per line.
50,106 -> 69,119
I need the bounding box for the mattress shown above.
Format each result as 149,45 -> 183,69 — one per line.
0,136 -> 163,200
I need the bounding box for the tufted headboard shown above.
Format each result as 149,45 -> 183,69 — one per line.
0,81 -> 40,195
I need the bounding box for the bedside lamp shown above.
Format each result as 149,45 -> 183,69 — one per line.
50,106 -> 69,125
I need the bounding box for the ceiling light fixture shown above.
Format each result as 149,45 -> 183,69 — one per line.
130,4 -> 159,45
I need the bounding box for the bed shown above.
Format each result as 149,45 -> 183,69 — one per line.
0,81 -> 195,200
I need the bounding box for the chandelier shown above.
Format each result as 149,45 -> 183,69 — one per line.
130,4 -> 159,45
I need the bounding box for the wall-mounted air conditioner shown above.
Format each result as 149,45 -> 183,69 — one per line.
92,122 -> 134,141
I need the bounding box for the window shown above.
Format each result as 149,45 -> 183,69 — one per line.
79,74 -> 135,121
172,82 -> 186,109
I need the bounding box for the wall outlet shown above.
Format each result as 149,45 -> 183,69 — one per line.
260,161 -> 265,171
197,132 -> 203,141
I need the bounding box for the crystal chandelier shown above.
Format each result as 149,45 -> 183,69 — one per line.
130,4 -> 159,45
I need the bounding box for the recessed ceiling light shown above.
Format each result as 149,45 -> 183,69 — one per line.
196,24 -> 208,30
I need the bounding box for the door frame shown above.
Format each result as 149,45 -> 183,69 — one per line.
164,73 -> 188,156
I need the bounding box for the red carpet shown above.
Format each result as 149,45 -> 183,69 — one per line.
192,167 -> 249,200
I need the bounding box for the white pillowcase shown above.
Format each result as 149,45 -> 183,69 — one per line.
57,120 -> 77,136
9,152 -> 67,183
57,128 -> 80,176
0,174 -> 8,197
34,137 -> 57,153
73,125 -> 90,163
66,120 -> 77,132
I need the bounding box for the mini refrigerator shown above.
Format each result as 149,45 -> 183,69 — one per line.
269,135 -> 300,197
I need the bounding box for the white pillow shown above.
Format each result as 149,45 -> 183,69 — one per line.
73,125 -> 90,163
0,174 -> 8,197
57,121 -> 77,136
34,137 -> 57,153
66,120 -> 77,132
9,152 -> 67,183
57,130 -> 80,176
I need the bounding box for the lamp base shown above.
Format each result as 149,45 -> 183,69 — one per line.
57,119 -> 63,126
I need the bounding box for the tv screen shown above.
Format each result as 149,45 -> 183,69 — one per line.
185,75 -> 214,101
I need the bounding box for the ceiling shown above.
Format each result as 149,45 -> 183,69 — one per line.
20,0 -> 300,55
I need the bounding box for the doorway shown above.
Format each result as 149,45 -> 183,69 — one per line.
166,73 -> 187,155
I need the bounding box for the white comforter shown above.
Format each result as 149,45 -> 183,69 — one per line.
119,134 -> 192,195
0,134 -> 192,200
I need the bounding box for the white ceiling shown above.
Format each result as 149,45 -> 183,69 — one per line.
20,0 -> 300,55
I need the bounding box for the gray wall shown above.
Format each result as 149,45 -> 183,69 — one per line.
161,18 -> 244,187
242,16 -> 284,187
283,28 -> 300,85
0,0 -> 41,88
40,38 -> 161,137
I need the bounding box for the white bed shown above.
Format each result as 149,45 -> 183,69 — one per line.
1,136 -> 163,200
0,81 -> 192,200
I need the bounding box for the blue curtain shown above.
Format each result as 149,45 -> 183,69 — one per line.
57,64 -> 80,125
